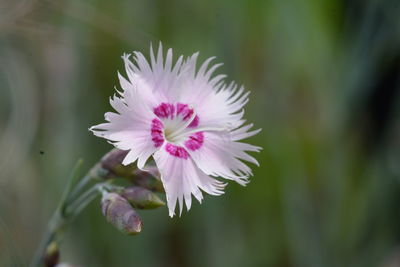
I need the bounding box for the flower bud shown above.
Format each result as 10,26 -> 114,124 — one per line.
44,241 -> 60,267
94,149 -> 136,179
101,193 -> 142,235
131,167 -> 164,193
91,150 -> 166,195
121,186 -> 165,209
89,163 -> 111,180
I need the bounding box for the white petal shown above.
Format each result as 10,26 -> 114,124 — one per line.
195,84 -> 250,129
230,124 -> 262,141
154,145 -> 225,217
90,91 -> 161,169
187,131 -> 261,185
128,43 -> 185,102
118,71 -> 134,91
120,55 -> 163,106
175,56 -> 250,130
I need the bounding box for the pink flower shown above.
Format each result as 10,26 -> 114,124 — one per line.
90,44 -> 261,217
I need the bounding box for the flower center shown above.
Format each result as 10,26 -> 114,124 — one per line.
153,102 -> 199,143
151,102 -> 204,158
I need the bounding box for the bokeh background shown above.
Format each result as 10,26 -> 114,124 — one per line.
1,0 -> 400,266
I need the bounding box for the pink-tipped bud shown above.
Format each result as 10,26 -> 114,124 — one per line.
121,186 -> 165,209
101,193 -> 142,235
91,149 -> 136,179
131,167 -> 164,193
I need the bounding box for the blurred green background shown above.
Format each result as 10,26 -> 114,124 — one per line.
1,0 -> 400,266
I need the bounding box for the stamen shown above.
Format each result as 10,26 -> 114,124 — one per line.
168,125 -> 226,144
167,110 -> 198,142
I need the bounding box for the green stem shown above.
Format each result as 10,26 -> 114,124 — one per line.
29,210 -> 61,267
65,175 -> 92,210
30,166 -> 103,267
66,182 -> 109,219
59,160 -> 84,209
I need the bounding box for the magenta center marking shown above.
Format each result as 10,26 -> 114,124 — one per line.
151,118 -> 164,147
151,102 -> 204,158
154,102 -> 199,128
165,143 -> 189,159
184,132 -> 204,151
153,103 -> 175,119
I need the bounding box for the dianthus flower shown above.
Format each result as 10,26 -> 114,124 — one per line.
91,44 -> 261,217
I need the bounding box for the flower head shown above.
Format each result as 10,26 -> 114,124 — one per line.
90,44 -> 261,217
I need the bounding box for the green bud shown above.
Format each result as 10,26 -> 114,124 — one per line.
44,241 -> 60,267
121,186 -> 165,209
101,193 -> 142,235
131,167 -> 164,193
